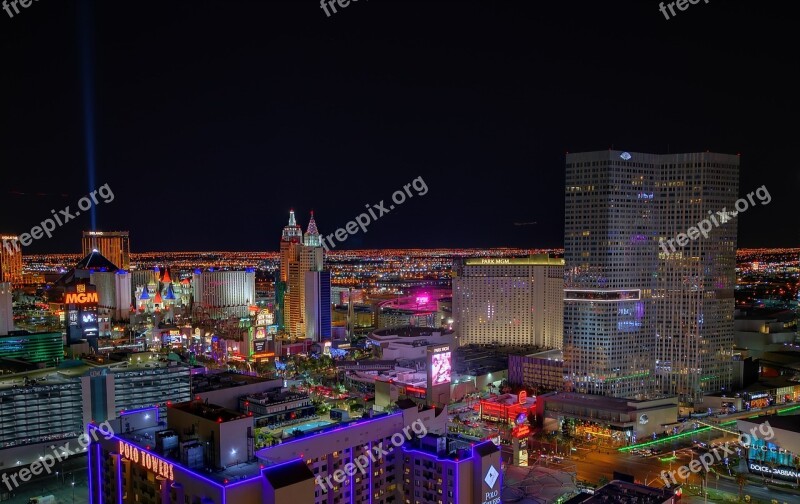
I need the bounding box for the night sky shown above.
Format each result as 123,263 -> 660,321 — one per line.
1,0 -> 797,253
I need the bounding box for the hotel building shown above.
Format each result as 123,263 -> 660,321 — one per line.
653,153 -> 738,404
192,269 -> 256,319
91,269 -> 132,332
452,255 -> 564,347
280,211 -> 330,339
0,235 -> 23,285
88,398 -> 500,504
563,150 -> 738,403
83,230 -> 131,271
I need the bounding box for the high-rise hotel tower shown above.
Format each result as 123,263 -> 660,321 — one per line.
279,211 -> 329,340
564,150 -> 738,404
82,230 -> 130,270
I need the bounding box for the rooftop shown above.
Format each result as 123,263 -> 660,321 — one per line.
570,480 -> 675,504
543,392 -> 677,412
105,423 -> 263,485
192,371 -> 278,393
170,400 -> 251,423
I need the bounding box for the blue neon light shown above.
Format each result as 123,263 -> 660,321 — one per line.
116,453 -> 123,504
96,442 -> 103,504
88,439 -> 94,504
120,405 -> 159,421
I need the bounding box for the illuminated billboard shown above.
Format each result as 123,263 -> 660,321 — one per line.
430,351 -> 451,385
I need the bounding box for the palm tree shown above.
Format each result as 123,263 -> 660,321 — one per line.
698,467 -> 708,496
735,472 -> 746,501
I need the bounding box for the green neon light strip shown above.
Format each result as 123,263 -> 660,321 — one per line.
619,420 -> 737,452
618,403 -> 800,452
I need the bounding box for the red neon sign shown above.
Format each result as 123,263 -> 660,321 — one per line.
512,424 -> 530,438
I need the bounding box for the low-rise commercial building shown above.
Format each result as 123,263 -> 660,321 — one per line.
736,415 -> 800,483
539,392 -> 678,445
566,480 -> 676,504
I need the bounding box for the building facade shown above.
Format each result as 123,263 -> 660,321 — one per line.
0,330 -> 62,364
82,230 -> 131,270
508,349 -> 565,393
563,150 -> 738,403
0,356 -> 192,470
0,235 -> 23,285
192,269 -> 256,319
304,270 -> 331,341
91,270 -> 132,326
452,255 -> 564,347
653,153 -> 739,404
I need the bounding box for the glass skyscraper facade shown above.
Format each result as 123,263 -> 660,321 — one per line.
564,150 -> 738,404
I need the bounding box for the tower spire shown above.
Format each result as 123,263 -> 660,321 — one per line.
281,209 -> 302,243
304,211 -> 321,247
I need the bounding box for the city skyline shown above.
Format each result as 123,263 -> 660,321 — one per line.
2,1 -> 798,253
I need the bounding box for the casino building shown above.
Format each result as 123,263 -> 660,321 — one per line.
88,399 -> 500,504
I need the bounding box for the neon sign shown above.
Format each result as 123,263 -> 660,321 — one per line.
749,463 -> 800,481
512,425 -> 530,438
65,292 -> 99,304
118,440 -> 174,481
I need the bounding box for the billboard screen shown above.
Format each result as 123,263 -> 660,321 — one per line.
430,351 -> 451,385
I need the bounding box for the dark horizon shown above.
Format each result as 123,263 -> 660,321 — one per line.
2,0 -> 798,253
